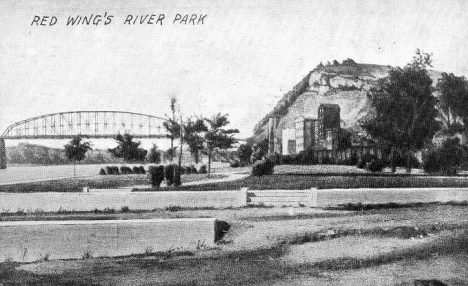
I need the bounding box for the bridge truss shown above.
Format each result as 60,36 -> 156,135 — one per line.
1,111 -> 170,139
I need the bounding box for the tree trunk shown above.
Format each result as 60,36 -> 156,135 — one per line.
208,150 -> 212,178
73,161 -> 76,177
194,151 -> 199,164
390,147 -> 396,173
406,149 -> 412,174
175,140 -> 183,186
170,138 -> 174,162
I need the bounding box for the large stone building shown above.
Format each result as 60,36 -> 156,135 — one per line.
273,103 -> 344,155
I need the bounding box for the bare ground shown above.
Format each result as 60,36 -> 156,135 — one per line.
1,204 -> 467,285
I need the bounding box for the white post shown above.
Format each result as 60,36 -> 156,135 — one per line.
309,188 -> 318,207
83,187 -> 89,193
239,187 -> 249,207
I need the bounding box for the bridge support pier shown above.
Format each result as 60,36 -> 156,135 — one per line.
0,139 -> 6,169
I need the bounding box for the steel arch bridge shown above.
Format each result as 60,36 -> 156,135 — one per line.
0,111 -> 170,139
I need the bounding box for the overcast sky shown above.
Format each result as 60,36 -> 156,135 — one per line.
1,0 -> 468,148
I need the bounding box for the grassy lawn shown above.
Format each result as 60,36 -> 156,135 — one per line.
0,174 -> 226,193
138,172 -> 468,191
5,164 -> 468,193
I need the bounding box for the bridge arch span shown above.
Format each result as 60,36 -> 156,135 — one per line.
1,111 -> 170,140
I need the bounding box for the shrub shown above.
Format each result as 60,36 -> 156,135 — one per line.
357,158 -> 366,169
105,166 -> 120,175
132,166 -> 141,174
357,153 -> 379,169
166,205 -> 184,212
299,148 -> 317,165
321,155 -> 332,165
230,161 -> 241,168
164,164 -> 176,186
99,168 -> 106,175
280,154 -> 297,165
120,166 -> 133,175
251,158 -> 275,176
81,249 -> 93,260
120,166 -> 126,174
237,144 -> 253,166
199,165 -> 207,174
366,158 -> 384,172
423,137 -> 467,175
149,165 -> 165,188
139,166 -> 146,174
265,153 -> 281,164
387,150 -> 420,168
250,143 -> 266,163
189,165 -> 198,174
349,152 -> 358,166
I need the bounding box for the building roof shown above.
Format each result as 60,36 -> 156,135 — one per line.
319,103 -> 340,109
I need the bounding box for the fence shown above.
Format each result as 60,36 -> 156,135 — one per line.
241,188 -> 318,207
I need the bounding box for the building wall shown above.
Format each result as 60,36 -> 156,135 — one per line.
317,105 -> 340,141
295,118 -> 305,153
295,118 -> 317,153
304,119 -> 317,149
282,128 -> 296,155
275,104 -> 357,155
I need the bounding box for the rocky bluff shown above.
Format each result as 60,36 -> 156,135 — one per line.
252,60 -> 442,143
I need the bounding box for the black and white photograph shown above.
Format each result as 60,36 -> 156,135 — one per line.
1,0 -> 468,285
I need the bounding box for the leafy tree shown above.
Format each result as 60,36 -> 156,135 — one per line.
147,144 -> 161,164
183,117 -> 207,164
436,72 -> 468,135
333,59 -> 340,65
162,147 -> 177,162
163,98 -> 180,162
361,50 -> 440,173
64,136 -> 92,176
108,133 -> 147,162
203,113 -> 239,176
237,144 -> 253,165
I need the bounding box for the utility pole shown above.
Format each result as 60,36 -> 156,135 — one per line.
169,98 -> 177,162
175,114 -> 183,186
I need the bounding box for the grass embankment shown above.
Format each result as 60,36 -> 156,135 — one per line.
0,174 -> 226,193
0,175 -> 148,193
134,174 -> 468,192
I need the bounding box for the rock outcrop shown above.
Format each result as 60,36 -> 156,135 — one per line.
253,61 -> 442,143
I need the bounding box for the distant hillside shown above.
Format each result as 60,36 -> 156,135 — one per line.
253,60 -> 443,142
6,143 -> 123,165
6,142 -> 236,166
